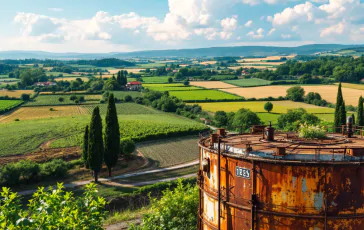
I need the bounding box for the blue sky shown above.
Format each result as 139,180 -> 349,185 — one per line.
0,0 -> 363,52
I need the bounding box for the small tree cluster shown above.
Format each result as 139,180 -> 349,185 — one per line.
357,96 -> 364,126
334,83 -> 346,131
117,71 -> 128,88
277,108 -> 320,131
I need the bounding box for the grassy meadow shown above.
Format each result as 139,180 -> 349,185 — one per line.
223,78 -> 272,87
169,89 -> 242,101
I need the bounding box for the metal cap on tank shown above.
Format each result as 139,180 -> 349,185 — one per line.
265,121 -> 275,141
217,128 -> 226,137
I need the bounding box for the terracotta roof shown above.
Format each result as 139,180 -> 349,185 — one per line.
127,81 -> 142,85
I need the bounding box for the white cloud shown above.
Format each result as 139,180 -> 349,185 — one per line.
244,20 -> 253,27
221,16 -> 238,31
320,21 -> 345,37
267,28 -> 276,36
271,2 -> 318,26
247,28 -> 264,39
281,34 -> 292,39
48,8 -> 64,12
14,13 -> 64,36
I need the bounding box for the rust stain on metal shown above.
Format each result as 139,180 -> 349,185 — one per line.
198,129 -> 364,230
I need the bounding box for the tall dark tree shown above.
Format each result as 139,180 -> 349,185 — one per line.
357,96 -> 364,126
82,125 -> 89,168
334,83 -> 346,132
88,106 -> 104,182
104,94 -> 120,177
117,71 -> 122,87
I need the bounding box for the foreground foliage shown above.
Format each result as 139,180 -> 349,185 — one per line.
0,183 -> 106,229
129,179 -> 198,230
298,124 -> 326,139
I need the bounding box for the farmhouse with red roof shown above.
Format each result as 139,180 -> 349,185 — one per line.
126,81 -> 142,91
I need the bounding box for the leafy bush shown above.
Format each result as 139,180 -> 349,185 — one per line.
129,179 -> 198,230
286,86 -> 305,102
278,108 -> 321,131
120,138 -> 136,159
0,183 -> 106,229
70,95 -> 77,101
20,94 -> 30,101
58,97 -> 64,102
40,159 -> 69,178
298,124 -> 326,139
124,95 -> 133,102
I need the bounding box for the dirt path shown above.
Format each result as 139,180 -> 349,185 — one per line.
17,161 -> 199,196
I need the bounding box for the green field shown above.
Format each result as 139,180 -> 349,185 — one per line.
46,72 -> 80,77
110,91 -> 142,99
223,78 -> 272,87
143,83 -> 202,91
135,63 -> 166,68
195,101 -> 335,114
210,75 -> 236,80
137,136 -> 199,167
0,75 -> 9,78
24,95 -> 101,106
142,76 -> 173,83
0,100 -> 23,113
82,103 -> 161,115
0,113 -> 205,156
169,90 -> 242,101
68,64 -> 96,68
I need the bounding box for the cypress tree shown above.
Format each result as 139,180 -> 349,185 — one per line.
88,106 -> 104,182
117,71 -> 122,86
335,83 -> 346,132
82,125 -> 89,168
104,94 -> 120,177
357,96 -> 364,126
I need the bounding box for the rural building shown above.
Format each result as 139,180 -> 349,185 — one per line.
198,120 -> 364,229
34,82 -> 57,87
126,81 -> 142,91
241,70 -> 249,75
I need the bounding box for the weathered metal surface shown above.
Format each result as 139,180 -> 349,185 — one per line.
198,131 -> 364,230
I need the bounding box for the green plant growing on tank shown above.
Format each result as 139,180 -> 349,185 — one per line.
298,123 -> 326,139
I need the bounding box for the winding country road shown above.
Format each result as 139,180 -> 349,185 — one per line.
18,160 -> 199,196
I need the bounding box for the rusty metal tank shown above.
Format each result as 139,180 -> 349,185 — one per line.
197,128 -> 364,230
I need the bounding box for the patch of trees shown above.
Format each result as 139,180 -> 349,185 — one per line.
71,58 -> 135,67
276,56 -> 364,83
286,86 -> 328,106
277,108 -> 321,131
50,66 -> 75,74
213,109 -> 261,131
0,64 -> 16,74
19,68 -> 48,87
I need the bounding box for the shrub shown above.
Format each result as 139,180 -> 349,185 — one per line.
120,138 -> 136,159
14,118 -> 19,121
124,95 -> 133,102
298,124 -> 326,139
40,159 -> 69,178
79,96 -> 85,102
70,95 -> 77,101
264,101 -> 273,113
58,97 -> 64,102
20,94 -> 30,101
49,108 -> 55,111
16,160 -> 40,182
286,86 -> 305,102
129,179 -> 198,230
0,164 -> 21,186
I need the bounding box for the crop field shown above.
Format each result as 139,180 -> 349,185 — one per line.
143,84 -> 202,91
69,64 -> 96,68
339,83 -> 364,90
190,81 -> 237,89
200,61 -> 217,65
82,103 -> 161,115
136,63 -> 166,68
194,101 -> 335,114
237,55 -> 295,62
228,66 -> 276,70
110,91 -> 142,99
0,75 -> 8,78
50,114 -> 206,149
0,100 -> 23,113
0,90 -> 34,98
54,77 -> 90,82
0,106 -> 89,122
141,76 -> 172,83
222,85 -> 364,105
24,95 -> 101,106
0,112 -> 205,156
223,78 -> 272,87
45,71 -> 80,77
169,90 -> 242,101
137,136 -> 199,167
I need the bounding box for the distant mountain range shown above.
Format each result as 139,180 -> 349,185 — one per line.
0,44 -> 362,59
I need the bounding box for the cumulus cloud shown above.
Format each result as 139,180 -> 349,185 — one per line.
247,28 -> 264,39
221,16 -> 238,31
320,21 -> 346,37
244,20 -> 253,27
14,13 -> 63,36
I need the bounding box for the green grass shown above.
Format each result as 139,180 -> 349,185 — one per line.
68,64 -> 96,68
137,136 -> 200,167
195,101 -> 335,114
143,84 -> 202,92
82,103 -> 161,115
45,72 -> 80,77
210,75 -> 236,80
142,76 -> 173,83
0,113 -> 205,156
0,100 -> 23,112
223,78 -> 272,87
24,95 -> 101,106
110,91 -> 142,99
169,90 -> 241,101
135,63 -> 166,68
0,78 -> 19,82
0,74 -> 9,78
